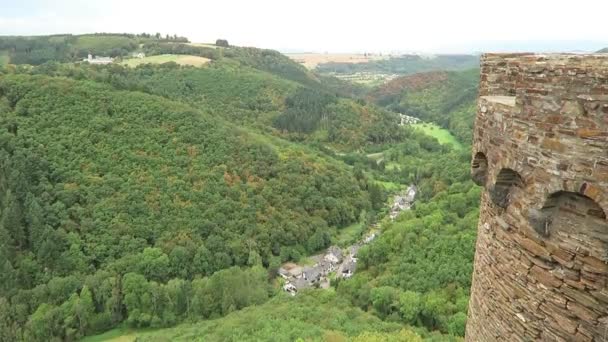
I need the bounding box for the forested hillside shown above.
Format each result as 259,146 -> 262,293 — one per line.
316,54 -> 479,76
22,57 -> 403,150
0,72 -> 389,341
369,69 -> 479,143
134,291 -> 425,342
0,34 -> 480,342
0,33 -> 192,65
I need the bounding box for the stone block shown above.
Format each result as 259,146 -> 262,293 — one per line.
529,265 -> 563,288
567,300 -> 600,321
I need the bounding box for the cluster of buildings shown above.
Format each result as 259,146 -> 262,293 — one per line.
280,246 -> 342,295
278,186 -> 417,295
389,185 -> 417,220
280,233 -> 378,296
83,53 -> 113,65
82,52 -> 146,65
398,113 -> 421,126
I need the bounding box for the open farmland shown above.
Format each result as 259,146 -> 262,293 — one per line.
286,52 -> 388,69
123,54 -> 211,67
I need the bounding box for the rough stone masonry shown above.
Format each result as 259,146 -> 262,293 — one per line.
466,53 -> 608,341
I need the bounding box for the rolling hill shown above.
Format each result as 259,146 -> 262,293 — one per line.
369,69 -> 479,144
0,34 -> 479,342
315,54 -> 479,76
21,49 -> 403,151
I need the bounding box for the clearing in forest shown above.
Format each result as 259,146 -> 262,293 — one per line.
412,122 -> 462,149
0,50 -> 9,65
123,54 -> 210,67
80,328 -> 139,342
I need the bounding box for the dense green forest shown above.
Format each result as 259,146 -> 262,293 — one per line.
325,131 -> 478,337
18,58 -> 402,150
132,291 -> 456,342
0,33 -> 190,65
369,69 -> 479,143
0,34 -> 480,342
0,73 -> 383,341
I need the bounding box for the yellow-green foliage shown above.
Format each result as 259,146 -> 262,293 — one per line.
0,50 -> 9,65
134,291 -> 409,342
350,330 -> 424,342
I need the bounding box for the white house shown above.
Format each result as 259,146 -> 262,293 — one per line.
283,282 -> 297,296
83,54 -> 113,65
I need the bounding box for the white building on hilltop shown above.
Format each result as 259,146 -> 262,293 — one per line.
83,54 -> 113,65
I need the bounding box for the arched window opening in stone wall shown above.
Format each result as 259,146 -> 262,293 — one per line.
489,168 -> 523,208
471,152 -> 488,186
528,191 -> 607,261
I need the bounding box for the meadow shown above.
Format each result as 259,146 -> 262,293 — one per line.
0,50 -> 9,65
123,54 -> 210,67
411,122 -> 463,149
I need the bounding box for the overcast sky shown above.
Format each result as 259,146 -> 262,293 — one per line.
2,0 -> 607,53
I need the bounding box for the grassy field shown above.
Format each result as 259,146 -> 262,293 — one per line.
0,50 -> 9,65
376,180 -> 402,191
412,122 -> 463,150
123,54 -> 211,67
81,328 -> 137,342
336,222 -> 366,246
188,42 -> 218,49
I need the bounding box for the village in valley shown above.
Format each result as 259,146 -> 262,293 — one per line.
279,185 -> 416,295
279,234 -> 377,296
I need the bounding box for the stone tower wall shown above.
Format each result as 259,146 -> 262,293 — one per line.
466,54 -> 608,341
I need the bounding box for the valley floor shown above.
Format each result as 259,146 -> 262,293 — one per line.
411,123 -> 463,149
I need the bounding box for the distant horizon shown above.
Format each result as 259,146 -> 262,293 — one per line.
278,40 -> 608,55
3,0 -> 608,55
1,31 -> 605,55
